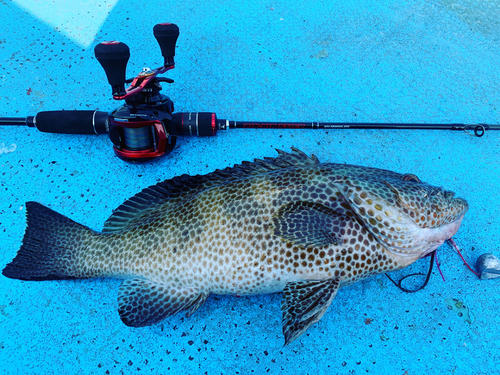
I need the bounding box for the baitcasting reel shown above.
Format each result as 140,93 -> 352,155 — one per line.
93,23 -> 222,162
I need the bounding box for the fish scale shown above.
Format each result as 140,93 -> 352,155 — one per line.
2,148 -> 468,345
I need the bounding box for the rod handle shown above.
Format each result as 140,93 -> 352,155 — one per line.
34,110 -> 108,134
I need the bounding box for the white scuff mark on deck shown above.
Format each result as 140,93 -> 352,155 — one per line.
12,0 -> 120,48
0,143 -> 17,154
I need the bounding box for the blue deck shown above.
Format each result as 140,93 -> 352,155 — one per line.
1,0 -> 499,374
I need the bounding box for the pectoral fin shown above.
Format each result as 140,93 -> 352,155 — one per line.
281,277 -> 340,345
272,201 -> 347,248
118,278 -> 208,327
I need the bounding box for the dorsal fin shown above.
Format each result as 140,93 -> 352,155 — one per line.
102,148 -> 320,233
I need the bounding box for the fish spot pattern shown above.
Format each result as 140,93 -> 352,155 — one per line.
20,148 -> 465,335
2,149 -> 469,344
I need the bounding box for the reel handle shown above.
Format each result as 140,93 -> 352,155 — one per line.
94,41 -> 130,96
153,23 -> 180,66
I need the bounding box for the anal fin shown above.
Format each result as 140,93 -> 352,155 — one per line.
118,278 -> 208,327
281,277 -> 340,345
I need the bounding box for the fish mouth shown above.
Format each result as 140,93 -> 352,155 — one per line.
452,197 -> 469,215
365,197 -> 468,259
417,210 -> 467,259
438,196 -> 468,227
337,176 -> 468,258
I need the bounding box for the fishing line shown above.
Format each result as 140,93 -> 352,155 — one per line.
385,251 -> 435,293
434,251 -> 446,282
448,238 -> 480,277
386,237 -> 482,292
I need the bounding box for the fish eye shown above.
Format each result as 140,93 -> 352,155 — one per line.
401,174 -> 420,183
419,186 -> 443,199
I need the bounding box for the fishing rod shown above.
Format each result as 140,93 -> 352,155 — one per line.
1,23 -> 498,163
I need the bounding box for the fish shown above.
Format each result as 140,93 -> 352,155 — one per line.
2,148 -> 468,345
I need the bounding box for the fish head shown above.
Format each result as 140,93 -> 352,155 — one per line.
336,171 -> 468,259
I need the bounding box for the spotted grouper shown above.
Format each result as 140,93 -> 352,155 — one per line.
2,148 -> 468,344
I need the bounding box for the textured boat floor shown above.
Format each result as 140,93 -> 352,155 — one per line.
0,1 -> 499,374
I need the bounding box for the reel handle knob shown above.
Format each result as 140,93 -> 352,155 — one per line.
94,41 -> 130,96
153,23 -> 179,66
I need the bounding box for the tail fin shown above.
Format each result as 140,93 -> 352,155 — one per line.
2,201 -> 95,281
